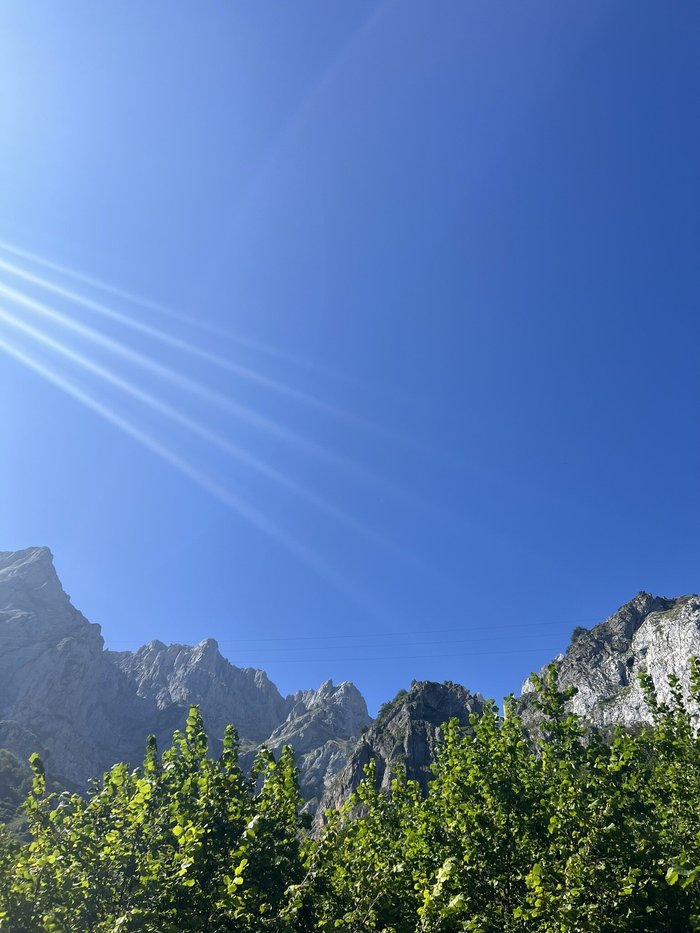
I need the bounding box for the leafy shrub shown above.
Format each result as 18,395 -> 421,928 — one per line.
1,663 -> 700,931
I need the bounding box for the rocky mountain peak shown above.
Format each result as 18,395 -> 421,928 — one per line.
0,545 -> 54,575
520,592 -> 700,730
111,638 -> 289,744
315,680 -> 485,828
594,591 -> 677,640
0,548 -> 152,786
286,680 -> 369,732
249,679 -> 372,813
0,547 -> 94,635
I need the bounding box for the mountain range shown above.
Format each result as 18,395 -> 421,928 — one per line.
1,546 -> 698,823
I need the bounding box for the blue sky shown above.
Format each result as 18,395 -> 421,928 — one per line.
0,2 -> 698,714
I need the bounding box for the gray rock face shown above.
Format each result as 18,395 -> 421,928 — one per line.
250,680 -> 371,811
0,547 -> 371,809
110,653 -> 372,811
520,592 -> 700,730
268,680 -> 371,755
110,639 -> 289,744
316,680 -> 485,828
0,548 -> 152,787
112,645 -> 372,811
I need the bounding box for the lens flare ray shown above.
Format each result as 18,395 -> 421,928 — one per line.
0,331 -> 383,616
0,278 -> 387,487
0,253 -> 374,427
0,238 -> 320,371
0,304 -> 414,564
0,244 -> 452,465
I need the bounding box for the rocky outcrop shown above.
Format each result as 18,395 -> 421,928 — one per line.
111,650 -> 371,811
0,547 -> 154,787
316,595 -> 700,824
520,592 -> 700,730
110,639 -> 289,744
316,681 -> 485,827
247,680 -> 371,811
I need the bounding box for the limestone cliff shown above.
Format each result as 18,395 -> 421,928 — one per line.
110,638 -> 289,744
246,679 -> 371,811
0,547 -> 153,786
520,592 -> 700,730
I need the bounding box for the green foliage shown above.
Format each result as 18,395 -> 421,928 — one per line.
0,709 -> 306,931
376,687 -> 409,725
306,662 -> 700,932
0,750 -> 33,834
1,664 -> 700,930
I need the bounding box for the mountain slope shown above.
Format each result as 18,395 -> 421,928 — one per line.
0,547 -> 155,786
520,591 -> 700,730
250,679 -> 371,811
317,594 -> 700,822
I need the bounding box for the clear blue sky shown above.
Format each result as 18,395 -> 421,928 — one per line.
0,2 -> 698,714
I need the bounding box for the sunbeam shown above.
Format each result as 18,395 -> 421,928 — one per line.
0,330 -> 385,617
0,278 -> 391,490
0,304 -> 424,570
0,252 -> 380,430
0,238 -> 325,373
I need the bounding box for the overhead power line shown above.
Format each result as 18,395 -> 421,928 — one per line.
105,615 -> 597,649
233,646 -> 561,664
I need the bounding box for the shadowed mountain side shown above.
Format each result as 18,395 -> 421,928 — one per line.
315,680 -> 485,830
